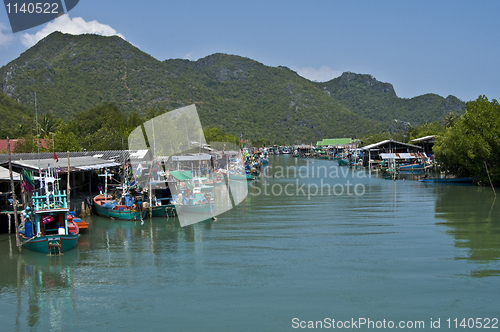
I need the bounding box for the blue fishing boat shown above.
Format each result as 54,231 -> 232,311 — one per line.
398,163 -> 424,170
19,167 -> 79,255
93,168 -> 146,221
94,193 -> 146,220
172,187 -> 215,215
419,177 -> 472,183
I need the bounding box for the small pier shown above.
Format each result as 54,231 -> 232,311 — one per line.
0,210 -> 23,234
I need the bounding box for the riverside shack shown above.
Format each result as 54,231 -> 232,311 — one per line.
361,140 -> 424,167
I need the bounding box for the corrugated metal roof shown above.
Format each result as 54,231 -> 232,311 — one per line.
0,150 -> 132,164
361,140 -> 422,150
11,156 -> 120,172
410,135 -> 436,143
0,166 -> 21,180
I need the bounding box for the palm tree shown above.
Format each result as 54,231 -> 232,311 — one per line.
444,112 -> 457,129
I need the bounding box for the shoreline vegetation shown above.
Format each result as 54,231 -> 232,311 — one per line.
1,96 -> 499,185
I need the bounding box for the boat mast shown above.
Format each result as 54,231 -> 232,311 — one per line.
35,92 -> 41,193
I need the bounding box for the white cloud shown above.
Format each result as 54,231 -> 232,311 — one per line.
0,23 -> 15,49
184,52 -> 194,60
20,14 -> 125,47
290,65 -> 342,82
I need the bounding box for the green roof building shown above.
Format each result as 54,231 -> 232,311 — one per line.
316,138 -> 358,147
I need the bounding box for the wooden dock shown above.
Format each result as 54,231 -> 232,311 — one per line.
1,210 -> 22,234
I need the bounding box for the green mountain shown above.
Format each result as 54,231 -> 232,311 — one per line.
320,72 -> 465,127
0,32 -> 466,143
0,92 -> 34,138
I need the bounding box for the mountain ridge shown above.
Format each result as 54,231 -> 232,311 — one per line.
0,32 -> 466,143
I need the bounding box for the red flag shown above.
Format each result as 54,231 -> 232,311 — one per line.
53,150 -> 58,162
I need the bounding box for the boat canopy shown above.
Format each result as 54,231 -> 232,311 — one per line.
170,170 -> 193,181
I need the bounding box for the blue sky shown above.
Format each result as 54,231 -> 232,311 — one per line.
0,0 -> 499,102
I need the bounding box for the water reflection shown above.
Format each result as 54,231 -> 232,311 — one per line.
11,250 -> 80,331
434,185 -> 500,276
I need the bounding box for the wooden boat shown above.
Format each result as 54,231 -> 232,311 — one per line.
398,163 -> 424,170
74,218 -> 89,230
419,177 -> 472,183
19,167 -> 79,255
398,164 -> 424,170
147,204 -> 176,217
173,187 -> 215,216
68,211 -> 88,231
93,194 -> 146,221
338,159 -> 350,166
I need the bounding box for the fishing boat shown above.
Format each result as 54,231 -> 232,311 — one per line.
19,167 -> 79,255
419,177 -> 472,183
93,168 -> 146,221
338,159 -> 350,166
93,193 -> 145,220
173,187 -> 215,215
398,163 -> 424,170
68,211 -> 89,231
147,204 -> 176,217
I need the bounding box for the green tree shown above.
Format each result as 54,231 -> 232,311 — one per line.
408,121 -> 444,141
53,122 -> 81,152
124,111 -> 144,137
444,112 -> 458,129
144,107 -> 165,121
38,112 -> 57,137
74,103 -> 127,150
359,132 -> 392,147
13,136 -> 50,153
203,127 -> 240,145
434,96 -> 500,184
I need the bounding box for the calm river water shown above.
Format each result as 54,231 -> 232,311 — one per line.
1,156 -> 499,331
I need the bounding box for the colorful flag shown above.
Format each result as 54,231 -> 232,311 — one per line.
22,170 -> 35,194
53,150 -> 58,162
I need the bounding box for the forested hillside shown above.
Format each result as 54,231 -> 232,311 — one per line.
0,32 -> 466,144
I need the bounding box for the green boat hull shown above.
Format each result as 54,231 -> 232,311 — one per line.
95,202 -> 145,220
146,204 -> 177,217
22,234 -> 79,254
175,203 -> 215,214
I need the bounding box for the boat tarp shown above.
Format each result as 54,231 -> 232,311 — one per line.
170,170 -> 193,181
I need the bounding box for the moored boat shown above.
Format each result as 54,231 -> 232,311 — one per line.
19,167 -> 79,255
338,159 -> 350,166
93,193 -> 146,220
68,212 -> 89,231
419,177 -> 472,183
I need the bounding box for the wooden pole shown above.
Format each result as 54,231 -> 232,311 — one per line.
484,161 -> 496,196
7,138 -> 21,250
67,151 -> 71,209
